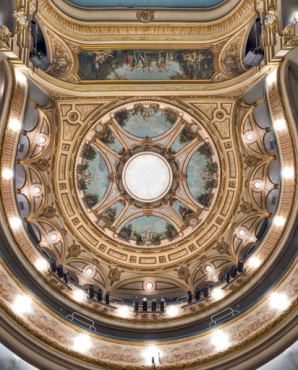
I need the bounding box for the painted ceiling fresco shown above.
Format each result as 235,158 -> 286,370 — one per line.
67,0 -> 226,8
73,100 -> 221,248
77,49 -> 215,81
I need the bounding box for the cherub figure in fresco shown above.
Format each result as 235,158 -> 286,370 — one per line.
156,52 -> 165,72
147,56 -> 154,73
93,50 -> 114,69
133,58 -> 143,72
82,170 -> 94,185
139,52 -> 149,72
125,52 -> 134,71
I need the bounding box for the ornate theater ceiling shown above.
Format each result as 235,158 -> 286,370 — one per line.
0,0 -> 298,369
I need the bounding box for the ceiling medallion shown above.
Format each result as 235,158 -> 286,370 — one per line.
72,100 -> 222,250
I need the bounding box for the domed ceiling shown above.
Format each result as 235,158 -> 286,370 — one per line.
0,0 -> 298,369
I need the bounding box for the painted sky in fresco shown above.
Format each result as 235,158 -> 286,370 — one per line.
123,216 -> 169,234
78,49 -> 215,81
68,0 -> 225,8
119,110 -> 174,137
86,151 -> 109,201
187,150 -> 207,200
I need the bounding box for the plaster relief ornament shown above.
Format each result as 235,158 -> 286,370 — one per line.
72,100 -> 222,251
0,25 -> 11,49
136,10 -> 155,24
13,8 -> 28,33
265,3 -> 279,33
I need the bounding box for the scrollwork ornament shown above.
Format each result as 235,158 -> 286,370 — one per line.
0,25 -> 11,49
265,2 -> 279,33
136,10 -> 155,24
13,8 -> 28,34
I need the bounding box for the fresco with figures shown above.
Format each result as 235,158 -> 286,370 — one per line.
77,49 -> 215,81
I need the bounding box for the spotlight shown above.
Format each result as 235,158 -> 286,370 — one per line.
187,290 -> 193,304
282,167 -> 294,179
97,288 -> 102,302
238,259 -> 244,273
88,285 -> 94,299
230,265 -> 237,278
57,264 -> 63,278
35,258 -> 48,272
160,297 -> 166,312
224,270 -> 230,284
50,258 -> 57,272
105,291 -> 110,305
73,333 -> 91,353
203,284 -> 209,298
73,289 -> 85,302
63,270 -> 70,284
118,305 -> 130,318
167,305 -> 178,317
212,288 -> 224,300
10,217 -> 22,229
2,169 -> 13,180
195,287 -> 201,301
134,297 -> 139,312
142,298 -> 147,312
152,299 -> 157,312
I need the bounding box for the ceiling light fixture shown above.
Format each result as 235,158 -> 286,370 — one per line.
10,217 -> 22,229
267,69 -> 277,85
248,256 -> 261,268
142,345 -> 161,366
50,233 -> 58,241
11,295 -> 32,315
2,169 -> 13,180
246,133 -> 254,141
205,265 -> 212,272
146,282 -> 153,290
167,305 -> 179,317
9,119 -> 21,132
282,167 -> 294,179
73,333 -> 92,353
273,119 -> 286,131
35,258 -> 48,272
254,182 -> 262,189
34,187 -> 41,194
39,136 -> 46,144
73,289 -> 85,302
274,216 -> 285,227
118,305 -> 130,318
212,288 -> 224,300
269,292 -> 290,311
239,229 -> 246,236
211,330 -> 230,351
86,268 -> 93,275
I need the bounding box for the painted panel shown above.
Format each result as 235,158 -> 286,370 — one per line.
67,0 -> 226,8
77,49 -> 215,81
114,103 -> 178,137
119,216 -> 177,245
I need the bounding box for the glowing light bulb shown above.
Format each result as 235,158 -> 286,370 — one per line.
167,305 -> 179,317
212,288 -> 224,300
2,169 -> 13,180
254,182 -> 261,189
142,345 -> 161,366
248,256 -> 261,268
267,69 -> 277,85
34,187 -> 41,194
9,119 -> 21,132
239,229 -> 246,236
73,333 -> 91,353
39,136 -> 46,144
50,233 -> 58,241
35,258 -> 48,272
269,292 -> 290,311
246,133 -> 254,141
118,305 -> 130,318
274,216 -> 285,227
73,289 -> 85,302
205,265 -> 212,272
12,295 -> 32,315
10,217 -> 22,229
273,119 -> 286,131
146,282 -> 153,290
86,268 -> 93,275
211,330 -> 230,351
282,167 -> 294,179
